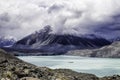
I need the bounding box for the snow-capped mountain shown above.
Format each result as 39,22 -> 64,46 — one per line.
0,36 -> 16,47
12,26 -> 111,53
109,37 -> 120,42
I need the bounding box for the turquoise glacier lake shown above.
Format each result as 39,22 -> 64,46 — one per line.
18,56 -> 120,77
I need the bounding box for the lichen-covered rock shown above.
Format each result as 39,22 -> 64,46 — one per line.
100,75 -> 120,80
20,77 -> 40,80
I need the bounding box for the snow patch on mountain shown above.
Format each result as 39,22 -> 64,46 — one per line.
0,36 -> 16,47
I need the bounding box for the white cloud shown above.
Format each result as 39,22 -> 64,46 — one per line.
0,0 -> 120,40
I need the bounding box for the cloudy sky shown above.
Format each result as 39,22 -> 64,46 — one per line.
0,0 -> 120,40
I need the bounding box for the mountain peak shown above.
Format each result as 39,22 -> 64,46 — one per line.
0,36 -> 16,47
12,26 -> 111,53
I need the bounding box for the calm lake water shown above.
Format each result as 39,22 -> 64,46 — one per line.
18,56 -> 120,77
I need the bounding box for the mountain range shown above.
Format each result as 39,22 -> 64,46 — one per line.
0,36 -> 16,47
10,25 -> 111,54
2,25 -> 120,57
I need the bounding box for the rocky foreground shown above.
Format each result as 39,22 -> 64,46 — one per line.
67,41 -> 120,58
0,49 -> 120,80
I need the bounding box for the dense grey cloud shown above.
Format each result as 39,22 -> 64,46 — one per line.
0,0 -> 120,40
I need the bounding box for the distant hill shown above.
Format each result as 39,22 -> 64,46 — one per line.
67,41 -> 120,58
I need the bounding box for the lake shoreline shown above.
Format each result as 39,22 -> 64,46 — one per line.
18,55 -> 120,77
0,49 -> 120,80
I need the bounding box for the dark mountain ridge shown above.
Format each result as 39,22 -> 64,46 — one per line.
11,26 -> 111,54
16,26 -> 110,46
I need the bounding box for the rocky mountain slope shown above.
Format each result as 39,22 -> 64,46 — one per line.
66,41 -> 120,58
0,49 -> 120,80
12,26 -> 111,54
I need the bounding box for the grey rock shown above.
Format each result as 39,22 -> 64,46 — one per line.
66,41 -> 120,58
